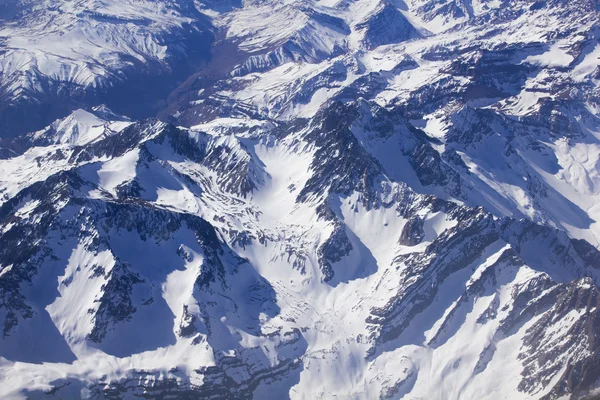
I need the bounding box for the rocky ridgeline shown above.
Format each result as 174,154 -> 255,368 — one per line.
1,0 -> 600,398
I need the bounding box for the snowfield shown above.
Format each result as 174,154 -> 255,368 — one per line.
0,0 -> 600,399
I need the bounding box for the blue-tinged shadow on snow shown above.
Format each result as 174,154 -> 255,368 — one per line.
0,308 -> 77,364
326,224 -> 379,287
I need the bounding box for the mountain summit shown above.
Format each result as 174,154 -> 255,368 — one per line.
1,0 -> 600,399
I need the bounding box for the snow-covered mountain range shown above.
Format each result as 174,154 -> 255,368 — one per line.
1,0 -> 600,399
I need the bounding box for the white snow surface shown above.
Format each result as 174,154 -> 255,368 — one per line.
0,0 -> 600,398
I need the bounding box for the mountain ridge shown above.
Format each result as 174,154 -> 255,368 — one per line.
1,0 -> 600,398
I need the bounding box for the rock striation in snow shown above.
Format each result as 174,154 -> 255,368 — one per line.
1,0 -> 600,399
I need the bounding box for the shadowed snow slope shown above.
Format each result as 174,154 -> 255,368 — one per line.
1,0 -> 600,399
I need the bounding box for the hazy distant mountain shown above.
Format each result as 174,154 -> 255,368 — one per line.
1,0 -> 600,399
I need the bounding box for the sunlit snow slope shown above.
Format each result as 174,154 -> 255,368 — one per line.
1,0 -> 600,399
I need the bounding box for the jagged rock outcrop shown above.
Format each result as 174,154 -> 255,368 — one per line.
2,0 -> 600,398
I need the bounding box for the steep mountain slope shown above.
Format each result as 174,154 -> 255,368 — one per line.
1,0 -> 600,399
0,0 -> 214,137
166,0 -> 600,245
0,101 -> 599,399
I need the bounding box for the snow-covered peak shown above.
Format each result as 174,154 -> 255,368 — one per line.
29,107 -> 132,146
0,0 -> 213,137
1,0 -> 600,398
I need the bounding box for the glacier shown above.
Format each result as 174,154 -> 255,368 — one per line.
0,0 -> 600,399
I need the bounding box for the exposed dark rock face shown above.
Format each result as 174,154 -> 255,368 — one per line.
398,216 -> 425,246
356,2 -> 421,49
317,222 -> 354,282
297,102 -> 383,205
2,0 -> 600,397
